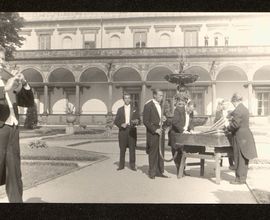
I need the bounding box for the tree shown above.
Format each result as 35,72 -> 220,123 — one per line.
0,12 -> 25,60
24,103 -> 38,129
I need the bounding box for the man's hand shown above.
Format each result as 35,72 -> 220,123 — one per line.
162,116 -> 167,122
131,119 -> 139,126
155,128 -> 162,135
121,123 -> 128,128
4,76 -> 20,92
183,130 -> 190,134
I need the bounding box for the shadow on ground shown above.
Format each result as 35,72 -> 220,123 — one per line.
213,189 -> 257,203
248,188 -> 270,204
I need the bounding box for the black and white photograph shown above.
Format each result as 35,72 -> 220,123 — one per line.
1,12 -> 270,207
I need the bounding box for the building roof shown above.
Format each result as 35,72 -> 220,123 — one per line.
19,12 -> 269,22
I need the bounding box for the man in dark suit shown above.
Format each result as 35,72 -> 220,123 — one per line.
143,89 -> 168,179
114,93 -> 140,171
0,70 -> 34,202
225,93 -> 257,184
168,96 -> 194,174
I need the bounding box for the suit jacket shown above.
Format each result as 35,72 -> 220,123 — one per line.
143,100 -> 164,153
227,103 -> 257,160
114,105 -> 140,147
0,85 -> 34,127
168,105 -> 194,147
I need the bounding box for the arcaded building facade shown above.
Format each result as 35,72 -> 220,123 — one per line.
12,12 -> 270,125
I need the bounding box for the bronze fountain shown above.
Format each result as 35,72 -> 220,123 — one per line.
164,53 -> 208,126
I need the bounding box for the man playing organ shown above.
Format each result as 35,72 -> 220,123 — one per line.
214,99 -> 235,170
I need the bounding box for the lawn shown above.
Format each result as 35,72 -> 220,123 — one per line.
20,144 -> 106,161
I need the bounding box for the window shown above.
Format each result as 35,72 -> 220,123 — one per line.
164,90 -> 177,115
39,34 -> 51,49
84,33 -> 96,48
257,92 -> 270,116
134,32 -> 147,48
213,33 -> 223,46
62,36 -> 72,49
110,35 -> 120,48
159,34 -> 171,47
191,92 -> 204,115
184,31 -> 198,47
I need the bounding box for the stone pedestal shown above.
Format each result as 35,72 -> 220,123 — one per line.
66,123 -> 75,134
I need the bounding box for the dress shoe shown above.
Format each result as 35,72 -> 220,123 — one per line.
130,167 -> 137,171
183,171 -> 190,176
149,176 -> 155,179
156,174 -> 169,178
117,167 -> 124,171
229,165 -> 236,170
230,180 -> 246,185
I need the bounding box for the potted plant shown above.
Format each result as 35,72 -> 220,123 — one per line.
66,102 -> 76,124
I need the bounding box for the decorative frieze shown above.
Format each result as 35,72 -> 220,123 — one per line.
57,27 -> 77,35
129,26 -> 151,33
79,27 -> 100,34
104,26 -> 125,34
19,29 -> 32,36
180,25 -> 202,32
35,29 -> 55,35
153,25 -> 176,32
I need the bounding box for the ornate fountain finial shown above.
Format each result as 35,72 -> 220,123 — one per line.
164,51 -> 199,96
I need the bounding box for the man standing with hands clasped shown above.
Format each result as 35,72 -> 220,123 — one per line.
143,89 -> 168,179
114,93 -> 140,171
225,93 -> 257,185
0,69 -> 34,203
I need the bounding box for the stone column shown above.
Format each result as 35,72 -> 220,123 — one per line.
108,82 -> 113,114
212,81 -> 216,116
248,81 -> 253,115
141,82 -> 146,113
44,84 -> 48,115
75,84 -> 80,114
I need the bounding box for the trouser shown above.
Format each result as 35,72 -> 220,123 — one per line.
148,132 -> 164,177
119,129 -> 136,169
0,125 -> 23,203
234,142 -> 249,182
171,147 -> 182,173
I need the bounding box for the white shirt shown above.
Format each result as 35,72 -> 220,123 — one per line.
183,106 -> 190,131
152,99 -> 161,125
124,104 -> 130,125
0,78 -> 31,126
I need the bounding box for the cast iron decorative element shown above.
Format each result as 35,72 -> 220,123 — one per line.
164,53 -> 199,94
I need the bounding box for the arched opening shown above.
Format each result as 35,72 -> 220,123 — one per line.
21,68 -> 43,82
216,65 -> 248,110
146,66 -> 175,113
49,68 -> 75,82
21,68 -> 44,114
253,66 -> 270,116
80,67 -> 107,82
184,66 -> 212,115
113,67 -> 141,111
80,68 -> 108,117
62,36 -> 72,49
48,68 -> 75,114
113,67 -> 141,82
147,66 -> 174,81
110,35 -> 120,48
213,32 -> 223,46
159,33 -> 171,47
81,99 -> 107,114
